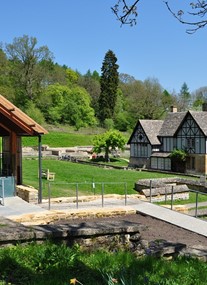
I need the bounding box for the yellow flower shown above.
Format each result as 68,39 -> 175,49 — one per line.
69,278 -> 83,285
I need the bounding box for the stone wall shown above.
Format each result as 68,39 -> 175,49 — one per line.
16,185 -> 38,203
1,216 -> 206,261
135,177 -> 207,195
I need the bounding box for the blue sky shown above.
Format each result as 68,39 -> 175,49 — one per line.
1,0 -> 206,93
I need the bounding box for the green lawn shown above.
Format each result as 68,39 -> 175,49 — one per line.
23,158 -> 177,198
157,191 -> 207,206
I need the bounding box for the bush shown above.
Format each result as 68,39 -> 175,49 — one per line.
170,149 -> 188,162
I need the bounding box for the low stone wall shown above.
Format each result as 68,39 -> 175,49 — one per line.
140,184 -> 189,202
16,185 -> 38,203
135,177 -> 207,202
135,177 -> 207,192
0,216 -> 207,261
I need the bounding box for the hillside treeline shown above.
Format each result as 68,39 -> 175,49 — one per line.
0,35 -> 206,131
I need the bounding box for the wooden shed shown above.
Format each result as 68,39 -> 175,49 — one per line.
0,95 -> 48,201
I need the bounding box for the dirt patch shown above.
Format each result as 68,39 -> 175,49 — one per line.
52,213 -> 207,247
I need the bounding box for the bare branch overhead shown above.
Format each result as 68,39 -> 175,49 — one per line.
111,0 -> 207,33
111,0 -> 140,26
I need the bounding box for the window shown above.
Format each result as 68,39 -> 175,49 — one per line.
186,137 -> 195,153
139,143 -> 148,157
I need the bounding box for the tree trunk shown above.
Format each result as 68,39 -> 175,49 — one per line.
105,148 -> 110,162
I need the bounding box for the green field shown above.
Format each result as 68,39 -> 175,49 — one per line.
23,158 -> 177,198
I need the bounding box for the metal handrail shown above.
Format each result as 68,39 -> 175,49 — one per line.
46,181 -> 128,210
0,177 -> 5,206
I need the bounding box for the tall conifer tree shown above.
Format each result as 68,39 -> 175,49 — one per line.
98,50 -> 119,125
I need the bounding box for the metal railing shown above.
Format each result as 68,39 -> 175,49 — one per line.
0,177 -> 5,206
148,181 -> 207,219
46,181 -> 128,210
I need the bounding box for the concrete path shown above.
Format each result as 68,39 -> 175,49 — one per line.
0,196 -> 207,238
132,200 -> 207,237
0,197 -> 49,217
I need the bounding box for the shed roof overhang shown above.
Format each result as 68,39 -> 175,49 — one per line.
0,95 -> 48,136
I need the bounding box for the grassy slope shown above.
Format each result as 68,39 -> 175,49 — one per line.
22,126 -> 188,199
23,158 -> 177,198
22,125 -> 130,148
22,131 -> 95,147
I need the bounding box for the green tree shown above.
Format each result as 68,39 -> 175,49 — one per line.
114,88 -> 131,131
62,86 -> 97,130
5,35 -> 53,107
41,84 -> 96,129
160,89 -> 178,118
92,130 -> 126,162
121,78 -> 164,126
178,82 -> 191,111
24,101 -> 45,125
65,68 -> 79,86
0,49 -> 15,101
119,73 -> 136,84
40,83 -> 68,123
78,70 -> 101,115
98,50 -> 119,125
192,86 -> 207,110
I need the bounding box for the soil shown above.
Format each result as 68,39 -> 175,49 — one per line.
52,213 -> 207,247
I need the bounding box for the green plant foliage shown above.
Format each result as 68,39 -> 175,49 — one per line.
5,35 -> 53,108
92,130 -> 126,161
41,84 -> 96,129
62,86 -> 97,130
25,102 -> 45,125
104,118 -> 114,130
0,243 -> 207,285
170,149 -> 188,162
65,68 -> 79,86
98,50 -> 119,124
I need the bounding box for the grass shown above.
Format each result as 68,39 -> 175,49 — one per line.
22,126 -> 130,148
22,158 -> 177,198
157,191 -> 207,206
0,242 -> 207,285
22,131 -> 95,148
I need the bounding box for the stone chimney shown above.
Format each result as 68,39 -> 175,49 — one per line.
202,102 -> 207,111
170,106 -> 177,113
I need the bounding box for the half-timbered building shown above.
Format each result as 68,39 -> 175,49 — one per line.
128,120 -> 163,168
128,104 -> 207,174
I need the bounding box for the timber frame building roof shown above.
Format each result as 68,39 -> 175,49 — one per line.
129,110 -> 207,145
128,119 -> 163,146
158,110 -> 207,137
0,95 -> 48,136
